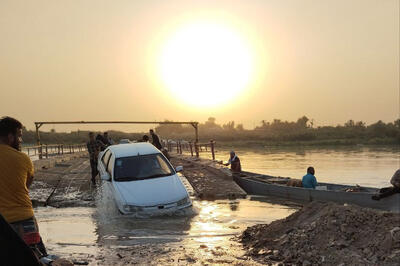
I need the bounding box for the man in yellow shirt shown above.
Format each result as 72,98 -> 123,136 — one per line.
0,116 -> 47,258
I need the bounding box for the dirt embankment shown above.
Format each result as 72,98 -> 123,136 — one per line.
240,202 -> 400,265
170,156 -> 246,200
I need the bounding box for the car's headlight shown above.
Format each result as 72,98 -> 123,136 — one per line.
177,196 -> 190,206
123,204 -> 143,212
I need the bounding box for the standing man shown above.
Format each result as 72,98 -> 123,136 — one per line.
0,116 -> 47,258
87,132 -> 100,184
103,132 -> 114,146
302,166 -> 318,189
149,129 -> 162,150
224,151 -> 242,173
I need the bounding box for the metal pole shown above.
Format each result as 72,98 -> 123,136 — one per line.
35,123 -> 41,145
189,142 -> 193,156
191,123 -> 199,157
192,123 -> 199,143
195,142 -> 199,158
210,140 -> 215,161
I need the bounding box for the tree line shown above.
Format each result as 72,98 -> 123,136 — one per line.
21,116 -> 399,145
21,129 -> 144,146
154,116 -> 400,145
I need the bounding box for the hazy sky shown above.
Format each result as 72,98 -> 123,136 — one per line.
0,0 -> 398,131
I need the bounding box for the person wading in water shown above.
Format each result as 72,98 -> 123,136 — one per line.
87,132 -> 100,184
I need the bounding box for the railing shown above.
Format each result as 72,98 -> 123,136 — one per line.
165,140 -> 216,160
23,143 -> 87,159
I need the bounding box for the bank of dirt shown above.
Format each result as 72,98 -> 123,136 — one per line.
240,202 -> 400,265
170,155 -> 246,200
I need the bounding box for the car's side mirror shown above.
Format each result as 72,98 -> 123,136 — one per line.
175,166 -> 183,172
101,172 -> 111,181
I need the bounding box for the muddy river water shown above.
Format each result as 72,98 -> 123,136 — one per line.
35,187 -> 297,264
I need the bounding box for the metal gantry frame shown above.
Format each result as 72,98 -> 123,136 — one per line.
34,121 -> 199,146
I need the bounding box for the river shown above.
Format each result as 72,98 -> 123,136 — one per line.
204,145 -> 399,188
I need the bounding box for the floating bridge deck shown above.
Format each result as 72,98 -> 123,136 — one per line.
30,153 -> 246,207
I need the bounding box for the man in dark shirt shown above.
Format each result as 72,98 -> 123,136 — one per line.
103,132 -> 114,146
224,151 -> 241,173
149,129 -> 162,150
87,132 -> 100,184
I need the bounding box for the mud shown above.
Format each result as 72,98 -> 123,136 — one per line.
30,157 -> 95,208
36,197 -> 297,265
240,201 -> 400,265
95,242 -> 264,265
87,195 -> 297,265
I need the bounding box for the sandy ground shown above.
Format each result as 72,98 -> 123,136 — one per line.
240,201 -> 400,265
94,241 -> 265,265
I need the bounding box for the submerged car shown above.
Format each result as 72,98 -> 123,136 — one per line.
97,143 -> 192,214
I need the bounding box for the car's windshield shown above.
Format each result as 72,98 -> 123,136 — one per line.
114,153 -> 174,181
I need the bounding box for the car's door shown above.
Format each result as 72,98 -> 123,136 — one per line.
108,154 -> 124,211
98,149 -> 111,177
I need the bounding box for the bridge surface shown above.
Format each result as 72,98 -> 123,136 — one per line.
30,154 -> 246,207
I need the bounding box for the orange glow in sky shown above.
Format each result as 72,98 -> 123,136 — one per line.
157,21 -> 254,108
0,0 -> 398,130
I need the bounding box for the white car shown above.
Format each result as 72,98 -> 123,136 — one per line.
97,143 -> 192,214
119,139 -> 131,144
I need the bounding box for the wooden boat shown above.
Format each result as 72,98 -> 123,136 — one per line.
233,171 -> 400,213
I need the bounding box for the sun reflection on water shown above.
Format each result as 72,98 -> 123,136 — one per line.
35,194 -> 298,264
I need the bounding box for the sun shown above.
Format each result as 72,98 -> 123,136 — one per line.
158,22 -> 254,108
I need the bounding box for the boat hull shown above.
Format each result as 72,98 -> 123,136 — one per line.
234,174 -> 400,213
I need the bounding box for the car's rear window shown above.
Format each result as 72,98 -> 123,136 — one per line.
114,153 -> 174,181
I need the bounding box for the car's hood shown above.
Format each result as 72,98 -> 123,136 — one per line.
113,175 -> 188,206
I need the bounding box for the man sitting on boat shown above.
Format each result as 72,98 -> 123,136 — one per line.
372,169 -> 400,200
224,151 -> 241,173
302,167 -> 318,189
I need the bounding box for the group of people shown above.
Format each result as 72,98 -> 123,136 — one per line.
86,129 -> 164,184
139,129 -> 162,150
86,131 -> 114,184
